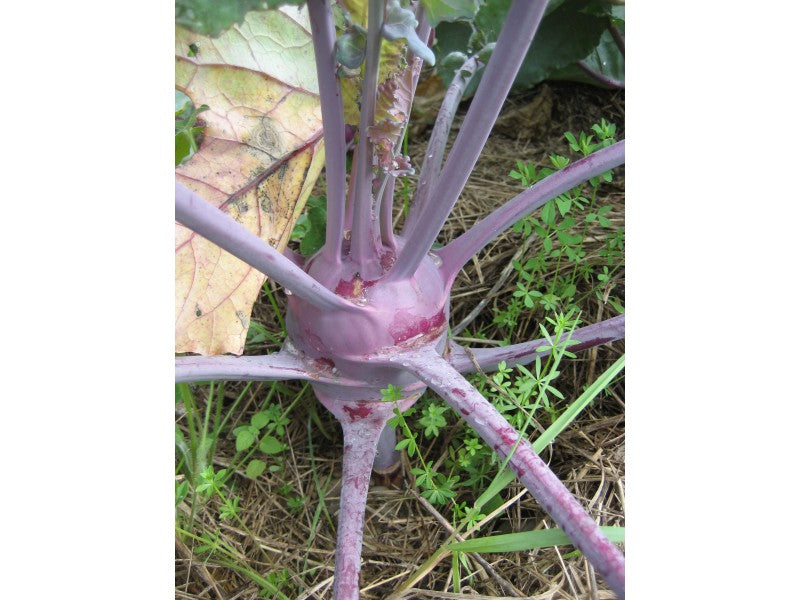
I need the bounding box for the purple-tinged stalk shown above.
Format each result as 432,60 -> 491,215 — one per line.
448,314 -> 625,373
576,60 -> 624,89
378,174 -> 396,250
391,349 -> 626,598
376,3 -> 428,251
388,0 -> 549,281
437,140 -> 625,284
401,55 -> 480,237
373,417 -> 401,474
175,351 -> 363,387
315,392 -> 418,600
412,0 -> 431,57
609,23 -> 625,56
175,183 -> 356,312
349,0 -> 385,276
308,0 -> 347,267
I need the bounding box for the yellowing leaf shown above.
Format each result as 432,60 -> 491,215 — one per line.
342,0 -> 367,27
368,59 -> 419,175
339,0 -> 408,125
175,6 -> 324,356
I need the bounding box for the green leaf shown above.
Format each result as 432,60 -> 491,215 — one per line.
298,197 -> 327,256
175,133 -> 193,166
421,0 -> 481,26
555,195 -> 571,217
176,0 -> 306,37
550,28 -> 625,88
175,89 -> 193,114
441,50 -> 469,74
259,435 -> 284,455
608,297 -> 625,314
175,481 -> 189,506
434,0 -> 611,95
246,459 -> 267,479
383,0 -> 436,65
541,201 -> 555,226
448,526 -> 625,553
236,429 -> 256,451
251,411 -> 270,430
534,355 -> 624,450
336,30 -> 367,69
175,90 -> 209,165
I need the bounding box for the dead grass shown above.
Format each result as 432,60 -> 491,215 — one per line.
176,81 -> 625,600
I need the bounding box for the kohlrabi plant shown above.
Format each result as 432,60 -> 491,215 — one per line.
175,0 -> 626,598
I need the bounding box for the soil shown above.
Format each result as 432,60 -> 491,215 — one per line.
176,80 -> 625,600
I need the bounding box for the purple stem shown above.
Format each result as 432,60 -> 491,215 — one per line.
408,4 -> 430,114
282,246 -> 304,268
378,175 -> 396,250
344,143 -> 358,231
373,422 -> 400,473
437,140 -> 625,284
316,394 -> 416,600
175,183 -> 357,312
609,23 -> 625,56
386,3 -> 428,238
448,314 -> 625,374
413,1 -> 431,56
576,60 -> 624,89
396,350 -> 625,598
308,0 -> 348,266
175,351 -> 364,387
350,0 -> 385,275
387,0 -> 549,281
401,56 -> 480,238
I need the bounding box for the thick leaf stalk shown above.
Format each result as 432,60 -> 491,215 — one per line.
577,60 -> 625,89
389,0 -> 549,281
350,0 -> 386,275
316,392 -> 418,600
394,349 -> 625,598
437,140 -> 625,283
308,0 -> 348,266
175,350 -> 362,386
175,183 -> 357,312
373,422 -> 401,474
449,314 -> 625,373
402,55 -> 480,237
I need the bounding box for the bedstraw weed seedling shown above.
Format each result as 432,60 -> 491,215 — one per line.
494,120 -> 623,344
391,309 -> 583,522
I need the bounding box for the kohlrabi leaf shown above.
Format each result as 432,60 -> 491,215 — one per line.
176,0 -> 306,37
339,0 -> 415,125
336,29 -> 367,69
420,0 -> 481,26
175,6 -> 324,355
548,20 -> 624,87
382,0 -> 435,65
434,0 -> 612,95
368,64 -> 417,175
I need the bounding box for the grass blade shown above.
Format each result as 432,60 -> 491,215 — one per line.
534,354 -> 624,450
448,526 -> 625,553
